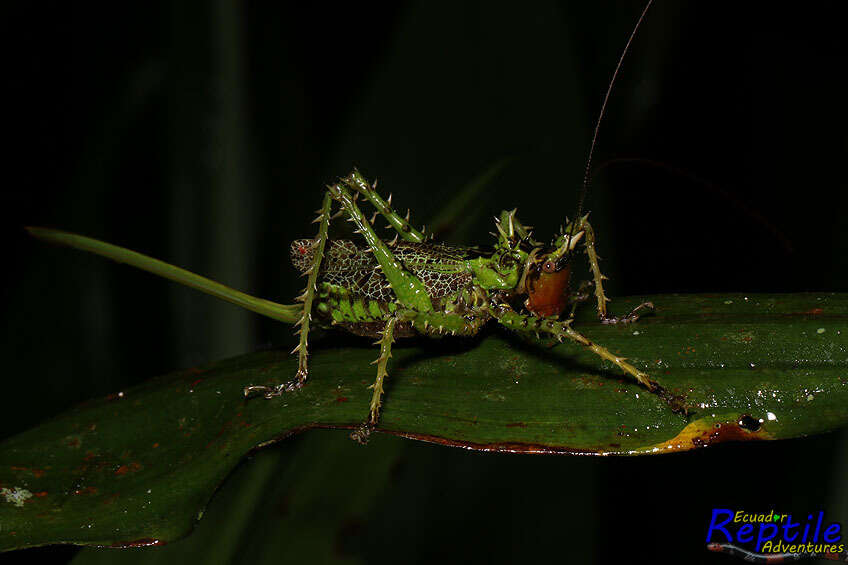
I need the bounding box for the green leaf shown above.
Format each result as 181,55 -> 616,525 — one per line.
1,292 -> 847,551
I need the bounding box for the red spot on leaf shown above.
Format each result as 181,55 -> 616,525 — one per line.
115,462 -> 142,476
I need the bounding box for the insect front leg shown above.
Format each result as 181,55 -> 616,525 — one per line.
342,169 -> 427,244
567,279 -> 593,319
570,215 -> 654,324
244,192 -> 334,398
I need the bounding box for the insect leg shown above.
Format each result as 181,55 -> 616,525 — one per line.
328,181 -> 434,313
244,191 -> 333,398
494,305 -> 687,413
495,306 -> 655,388
342,169 -> 427,243
349,309 -> 489,443
408,310 -> 489,336
349,316 -> 398,444
567,279 -> 593,320
572,215 -> 653,324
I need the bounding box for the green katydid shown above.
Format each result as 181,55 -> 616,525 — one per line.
28,0 -> 681,442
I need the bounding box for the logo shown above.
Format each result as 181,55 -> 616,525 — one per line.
705,509 -> 845,561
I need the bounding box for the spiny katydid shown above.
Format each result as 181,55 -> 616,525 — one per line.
28,0 -> 682,443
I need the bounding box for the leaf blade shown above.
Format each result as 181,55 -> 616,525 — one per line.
0,292 -> 846,550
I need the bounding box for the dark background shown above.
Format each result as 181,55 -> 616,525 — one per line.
4,1 -> 847,563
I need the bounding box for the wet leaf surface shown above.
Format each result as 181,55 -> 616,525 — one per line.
1,293 -> 847,550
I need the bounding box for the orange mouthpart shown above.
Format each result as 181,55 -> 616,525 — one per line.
525,265 -> 571,318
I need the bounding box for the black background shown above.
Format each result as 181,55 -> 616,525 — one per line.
4,1 -> 848,563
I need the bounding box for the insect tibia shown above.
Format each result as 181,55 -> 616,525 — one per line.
338,169 -> 426,244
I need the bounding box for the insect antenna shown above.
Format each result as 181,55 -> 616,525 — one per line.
566,0 -> 654,254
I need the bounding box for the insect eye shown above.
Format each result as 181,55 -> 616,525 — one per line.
542,260 -> 557,273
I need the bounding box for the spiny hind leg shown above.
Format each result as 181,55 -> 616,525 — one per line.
328,179 -> 434,313
244,191 -> 333,398
569,215 -> 654,324
342,169 -> 427,244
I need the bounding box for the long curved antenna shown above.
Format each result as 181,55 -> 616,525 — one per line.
569,0 -> 654,241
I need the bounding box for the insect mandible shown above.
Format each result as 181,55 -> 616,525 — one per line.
28,0 -> 682,443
